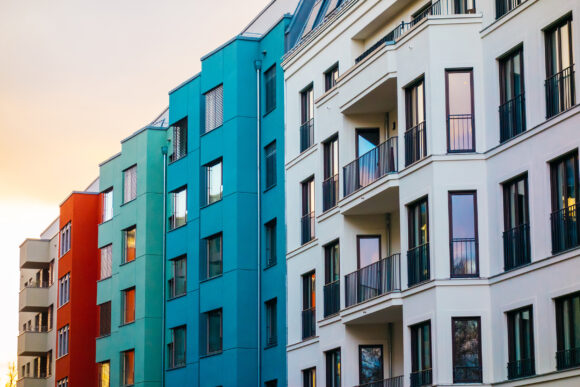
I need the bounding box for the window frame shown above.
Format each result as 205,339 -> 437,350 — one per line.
102,188 -> 113,223
204,84 -> 224,133
123,226 -> 137,264
121,287 -> 136,325
405,76 -> 426,129
447,191 -> 479,278
408,197 -> 429,249
506,305 -> 535,376
302,367 -> 316,387
264,141 -> 277,190
410,320 -> 432,375
499,45 -> 525,105
171,117 -> 188,162
265,219 -> 277,268
445,68 -> 475,153
550,150 -> 579,212
58,273 -> 70,307
121,349 -> 135,386
265,298 -> 277,347
100,244 -> 113,280
169,186 -> 187,230
169,325 -> 187,369
544,14 -> 574,77
123,165 -> 137,204
326,347 -> 341,387
57,325 -> 69,358
324,63 -> 339,92
204,232 -> 223,280
59,222 -> 71,257
451,316 -> 482,383
503,173 -> 529,231
206,308 -> 223,355
169,255 -> 187,299
264,65 -> 277,115
204,158 -> 223,206
555,291 -> 580,369
98,301 -> 112,337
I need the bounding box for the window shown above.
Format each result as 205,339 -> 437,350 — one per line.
301,177 -> 315,245
496,0 -> 524,19
169,256 -> 187,298
206,309 -> 223,354
545,15 -> 575,118
358,235 -> 380,269
323,136 -> 338,211
507,306 -> 535,379
300,85 -> 314,152
449,192 -> 479,277
122,288 -> 136,325
58,273 -> 70,307
324,241 -> 340,317
169,187 -> 187,230
102,189 -> 113,222
452,317 -> 482,383
265,219 -> 277,267
57,325 -> 69,357
326,348 -> 341,387
410,321 -> 432,387
57,378 -> 68,387
264,65 -> 276,114
302,271 -> 316,340
503,175 -> 530,270
499,46 -> 526,142
359,345 -> 383,385
265,141 -> 277,189
324,64 -> 339,91
123,226 -> 136,263
204,233 -> 223,279
556,292 -> 580,370
121,349 -> 135,386
168,326 -> 186,368
123,165 -> 137,203
100,245 -> 112,280
98,361 -> 110,387
408,198 -> 429,286
59,222 -> 71,256
99,301 -> 111,337
205,159 -> 223,205
550,151 -> 579,253
265,380 -> 278,387
303,367 -> 316,387
446,69 -> 475,152
171,117 -> 188,161
265,298 -> 277,347
453,0 -> 476,14
405,77 -> 426,166
205,85 -> 223,133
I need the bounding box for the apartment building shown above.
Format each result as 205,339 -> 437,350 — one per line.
282,0 -> 580,386
95,110 -> 168,387
17,219 -> 59,387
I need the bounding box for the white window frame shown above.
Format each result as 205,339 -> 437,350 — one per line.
102,188 -> 113,222
58,273 -> 70,307
59,223 -> 71,257
57,325 -> 69,358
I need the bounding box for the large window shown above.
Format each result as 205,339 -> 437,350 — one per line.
168,326 -> 186,368
449,192 -> 479,277
206,308 -> 223,354
405,78 -> 426,166
204,233 -> 223,279
301,177 -> 315,245
503,175 -> 530,270
303,367 -> 316,387
507,306 -> 535,379
57,325 -> 69,357
359,345 -> 383,385
57,378 -> 68,387
60,222 -> 71,257
550,151 -> 579,253
169,256 -> 186,299
58,273 -> 70,307
324,241 -> 340,317
205,159 -> 223,205
545,15 -> 575,118
122,288 -> 135,325
452,317 -> 482,383
264,65 -> 276,114
121,349 -> 135,386
326,348 -> 341,387
265,298 -> 277,347
446,69 -> 475,152
302,271 -> 316,340
265,219 -> 277,268
102,189 -> 113,222
265,141 -> 276,189
205,85 -> 223,132
358,235 -> 380,269
123,226 -> 136,263
171,117 -> 188,161
169,187 -> 187,230
123,165 -> 137,203
300,85 -> 314,152
98,302 -> 111,337
98,361 -> 110,387
323,136 -> 339,211
408,198 -> 429,286
556,292 -> 580,370
100,245 -> 112,280
324,64 -> 339,91
499,46 -> 526,142
410,321 -> 432,387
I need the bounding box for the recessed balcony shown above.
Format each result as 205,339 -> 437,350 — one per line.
19,285 -> 50,312
17,331 -> 50,356
20,239 -> 51,269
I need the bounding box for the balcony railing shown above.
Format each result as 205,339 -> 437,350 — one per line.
545,65 -> 576,118
556,347 -> 580,370
323,174 -> 339,211
302,307 -> 316,340
405,122 -> 427,167
453,366 -> 482,383
410,369 -> 432,387
551,204 -> 579,254
357,375 -> 404,387
343,137 -> 398,197
24,281 -> 49,289
407,243 -> 430,287
450,238 -> 478,277
300,119 -> 314,152
499,93 -> 526,142
507,358 -> 535,379
21,325 -> 49,334
323,280 -> 340,317
447,114 -> 475,152
496,0 -> 526,19
301,212 -> 315,245
503,223 -> 531,270
345,253 -> 401,308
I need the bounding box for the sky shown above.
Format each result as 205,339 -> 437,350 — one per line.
0,0 -> 270,382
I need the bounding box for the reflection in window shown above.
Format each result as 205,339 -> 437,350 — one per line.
359,345 -> 383,385
446,70 -> 474,152
452,318 -> 482,383
449,192 -> 478,277
206,160 -> 223,205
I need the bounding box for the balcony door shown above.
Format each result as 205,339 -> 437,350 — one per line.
301,178 -> 315,244
357,235 -> 380,269
503,175 -> 530,269
356,129 -> 380,189
448,192 -> 478,277
405,78 -> 426,166
323,136 -> 339,211
446,69 -> 475,152
545,16 -> 575,117
499,47 -> 526,141
550,152 -> 579,253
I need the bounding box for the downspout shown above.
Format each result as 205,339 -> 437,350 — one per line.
386,213 -> 392,256
254,58 -> 263,387
387,322 -> 393,377
161,144 -> 168,386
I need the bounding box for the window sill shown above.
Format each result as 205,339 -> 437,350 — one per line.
264,262 -> 277,271
201,124 -> 223,137
201,198 -> 223,209
200,274 -> 223,284
57,301 -> 70,310
119,321 -> 135,328
264,342 -> 278,350
56,353 -> 69,360
263,183 -> 277,194
200,350 -> 223,359
119,259 -> 135,267
167,364 -> 187,371
263,106 -> 276,118
99,218 -> 113,226
96,334 -> 111,340
167,293 -> 187,301
97,276 -> 112,283
168,222 -> 188,233
169,155 -> 187,165
120,198 -> 136,207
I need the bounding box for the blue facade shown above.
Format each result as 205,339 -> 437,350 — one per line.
164,16 -> 290,387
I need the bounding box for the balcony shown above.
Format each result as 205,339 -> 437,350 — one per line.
343,137 -> 398,197
19,285 -> 50,312
453,366 -> 482,383
410,368 -> 432,387
345,253 -> 401,308
300,119 -> 314,152
499,93 -> 526,143
17,378 -> 51,387
447,114 -> 475,153
407,243 -> 429,287
450,238 -> 478,277
503,223 -> 531,270
301,212 -> 315,245
20,239 -> 50,269
301,307 -> 316,340
551,204 -> 579,254
323,280 -> 340,318
545,65 -> 576,118
356,375 -> 404,387
507,358 -> 535,379
405,122 -> 426,167
17,331 -> 49,356
556,347 -> 580,370
322,174 -> 339,212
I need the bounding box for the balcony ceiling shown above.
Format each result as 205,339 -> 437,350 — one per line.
344,304 -> 402,325
342,77 -> 397,115
342,185 -> 399,216
351,0 -> 409,40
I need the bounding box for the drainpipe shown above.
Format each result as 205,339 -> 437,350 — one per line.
387,322 -> 393,377
386,213 -> 392,256
254,58 -> 263,387
161,144 -> 168,386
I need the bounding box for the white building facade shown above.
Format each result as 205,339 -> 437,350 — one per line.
282,0 -> 580,386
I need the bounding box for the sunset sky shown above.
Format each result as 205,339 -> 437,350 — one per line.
0,0 -> 270,381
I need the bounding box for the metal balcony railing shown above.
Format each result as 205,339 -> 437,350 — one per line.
301,307 -> 316,340
322,174 -> 339,211
24,281 -> 49,289
300,119 -> 314,152
551,204 -> 579,254
345,253 -> 401,308
21,325 -> 49,334
323,280 -> 340,317
507,358 -> 535,379
301,212 -> 315,245
410,369 -> 432,387
405,122 -> 427,167
496,0 -> 526,19
503,223 -> 531,270
545,65 -> 576,118
356,375 -> 404,387
453,366 -> 482,383
343,137 -> 398,197
499,93 -> 526,143
407,243 -> 430,287
556,347 -> 580,370
447,114 -> 475,152
450,238 -> 478,277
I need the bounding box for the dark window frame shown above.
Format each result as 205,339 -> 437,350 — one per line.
544,14 -> 574,77
324,63 -> 339,92
555,291 -> 580,370
408,197 -> 429,249
358,344 -> 384,385
356,234 -> 382,269
264,65 -> 277,115
410,320 -> 432,377
264,141 -> 277,190
168,255 -> 187,299
302,367 -> 316,387
325,347 -> 341,387
206,308 -> 223,355
405,76 -> 426,129
507,305 -> 536,379
451,316 -> 483,383
445,68 -> 475,153
170,117 -> 188,162
265,298 -> 278,347
265,218 -> 277,268
204,232 -> 223,280
448,191 -> 479,278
